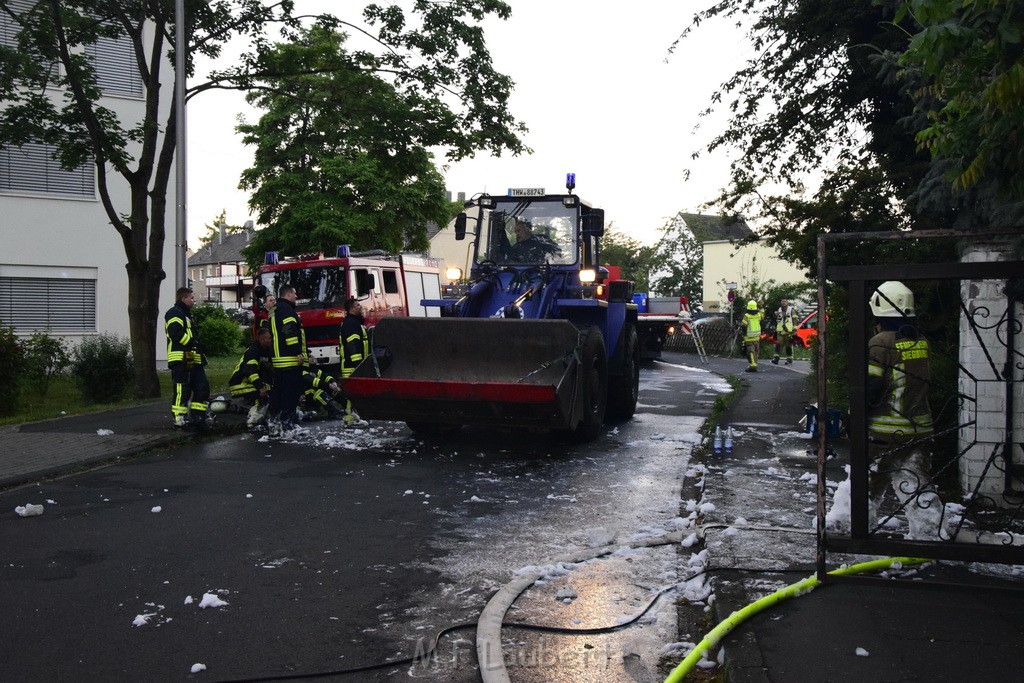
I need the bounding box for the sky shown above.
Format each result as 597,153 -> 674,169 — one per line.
186,2 -> 750,250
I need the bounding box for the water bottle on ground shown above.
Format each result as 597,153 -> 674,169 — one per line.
713,425 -> 723,455
725,426 -> 734,454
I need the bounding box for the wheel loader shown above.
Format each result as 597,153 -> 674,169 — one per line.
344,174 -> 640,441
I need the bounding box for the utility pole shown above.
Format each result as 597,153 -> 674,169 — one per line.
174,0 -> 188,289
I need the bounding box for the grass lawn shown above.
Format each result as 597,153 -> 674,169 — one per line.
1,355 -> 239,427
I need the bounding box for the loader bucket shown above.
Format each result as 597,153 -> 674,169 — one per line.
344,318 -> 582,429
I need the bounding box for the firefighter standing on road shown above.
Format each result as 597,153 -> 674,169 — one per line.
165,287 -> 210,429
866,281 -> 944,540
740,300 -> 763,372
773,299 -> 799,365
269,284 -> 307,436
339,297 -> 369,425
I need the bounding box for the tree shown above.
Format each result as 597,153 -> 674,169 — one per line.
674,0 -> 994,275
237,25 -> 453,266
895,0 -> 1024,198
647,213 -> 703,301
0,1 -> 526,398
599,225 -> 656,293
198,209 -> 246,247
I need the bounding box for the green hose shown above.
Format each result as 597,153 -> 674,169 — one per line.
663,556 -> 931,682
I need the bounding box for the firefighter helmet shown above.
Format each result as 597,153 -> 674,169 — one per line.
870,281 -> 915,318
746,300 -> 758,312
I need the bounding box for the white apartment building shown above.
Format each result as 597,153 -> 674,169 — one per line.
0,5 -> 176,360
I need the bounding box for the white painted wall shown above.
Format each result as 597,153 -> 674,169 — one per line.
701,239 -> 809,311
0,21 -> 176,361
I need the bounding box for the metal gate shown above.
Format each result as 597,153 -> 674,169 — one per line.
814,229 -> 1024,577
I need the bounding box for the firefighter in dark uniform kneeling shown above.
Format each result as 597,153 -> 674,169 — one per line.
164,287 -> 210,429
229,326 -> 274,429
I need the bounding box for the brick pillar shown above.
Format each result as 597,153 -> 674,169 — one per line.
957,240 -> 1023,507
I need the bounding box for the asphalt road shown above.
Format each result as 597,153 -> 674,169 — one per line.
0,354 -> 726,682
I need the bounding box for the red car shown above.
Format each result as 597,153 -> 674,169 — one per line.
761,309 -> 818,348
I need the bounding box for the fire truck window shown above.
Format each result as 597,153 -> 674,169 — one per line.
382,270 -> 399,294
354,269 -> 376,296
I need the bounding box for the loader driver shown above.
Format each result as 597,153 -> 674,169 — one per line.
502,218 -> 560,262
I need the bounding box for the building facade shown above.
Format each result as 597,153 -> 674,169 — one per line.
188,228 -> 256,308
0,5 -> 176,360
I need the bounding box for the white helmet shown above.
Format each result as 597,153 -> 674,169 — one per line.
870,281 -> 915,318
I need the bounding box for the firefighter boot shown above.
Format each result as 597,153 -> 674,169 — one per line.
173,414 -> 188,429
772,355 -> 780,365
247,403 -> 268,429
326,400 -> 345,420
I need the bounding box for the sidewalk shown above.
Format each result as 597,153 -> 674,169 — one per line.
0,402 -> 191,490
670,351 -> 1024,682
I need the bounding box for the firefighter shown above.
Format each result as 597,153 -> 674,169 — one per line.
258,294 -> 276,331
339,297 -> 369,425
164,287 -> 210,429
772,299 -> 799,365
301,367 -> 345,419
268,284 -> 307,437
229,326 -> 274,430
740,300 -> 763,372
866,281 -> 943,540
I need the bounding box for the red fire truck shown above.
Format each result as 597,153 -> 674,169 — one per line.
252,246 -> 443,368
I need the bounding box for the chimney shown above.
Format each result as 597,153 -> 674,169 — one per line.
218,222 -> 226,244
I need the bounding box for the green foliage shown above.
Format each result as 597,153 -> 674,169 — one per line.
0,1 -> 525,398
676,0 -> 1022,280
198,210 -> 247,247
190,303 -> 229,328
199,317 -> 246,358
23,332 -> 71,396
0,322 -> 25,416
71,334 -> 134,404
599,226 -> 656,293
897,0 -> 1024,197
648,213 -> 704,300
237,26 -> 459,267
190,304 -> 243,356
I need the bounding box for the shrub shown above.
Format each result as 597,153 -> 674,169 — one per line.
23,332 -> 71,396
199,316 -> 246,357
0,321 -> 25,416
191,302 -> 229,327
71,334 -> 134,404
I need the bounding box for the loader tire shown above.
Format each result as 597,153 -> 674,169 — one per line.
606,324 -> 639,421
571,327 -> 608,442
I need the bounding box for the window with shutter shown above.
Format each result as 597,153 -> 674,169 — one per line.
0,142 -> 95,198
85,29 -> 142,97
0,277 -> 97,333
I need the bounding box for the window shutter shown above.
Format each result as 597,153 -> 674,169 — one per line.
86,32 -> 142,97
0,142 -> 95,197
0,277 -> 97,332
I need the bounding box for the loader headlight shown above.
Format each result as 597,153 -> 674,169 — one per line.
445,266 -> 463,282
579,268 -> 597,284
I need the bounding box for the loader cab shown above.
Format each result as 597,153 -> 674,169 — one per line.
472,193 -> 583,267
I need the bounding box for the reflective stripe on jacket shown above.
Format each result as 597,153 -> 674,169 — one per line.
165,301 -> 197,364
742,311 -> 762,343
229,341 -> 271,395
271,298 -> 306,369
867,333 -> 934,440
339,315 -> 369,378
776,307 -> 797,333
